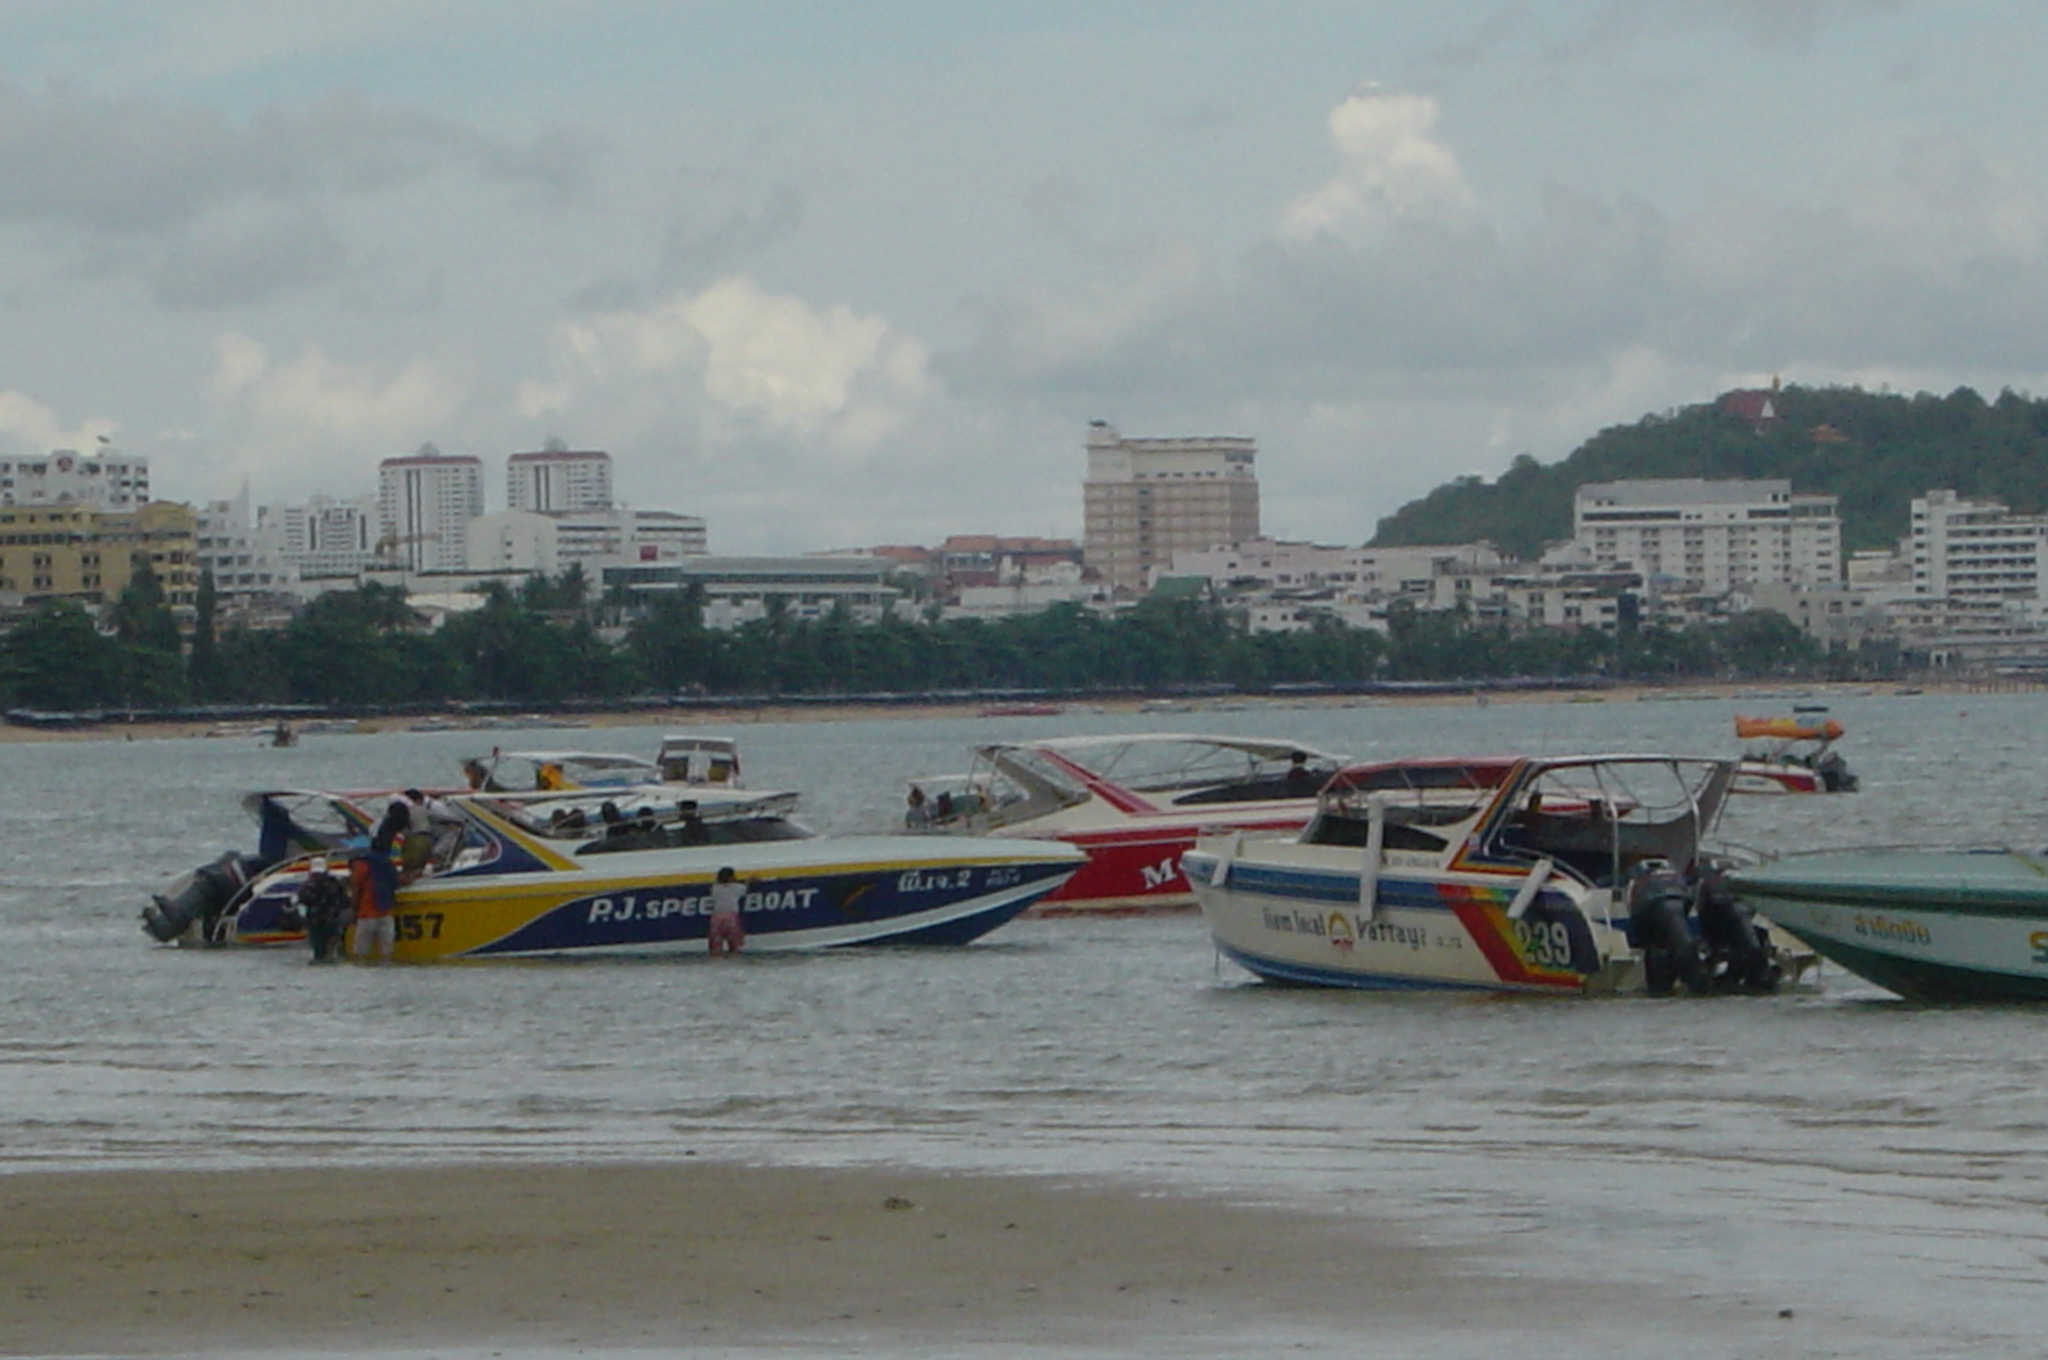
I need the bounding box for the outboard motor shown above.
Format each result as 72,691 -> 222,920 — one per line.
1814,749 -> 1858,793
141,851 -> 266,944
1693,866 -> 1780,994
1626,858 -> 1707,996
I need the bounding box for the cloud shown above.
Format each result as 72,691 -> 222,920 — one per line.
1281,86 -> 1478,245
199,333 -> 470,495
0,80 -> 598,307
522,276 -> 933,455
659,182 -> 809,279
0,390 -> 116,457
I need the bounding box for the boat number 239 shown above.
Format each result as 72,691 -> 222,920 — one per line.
1510,918 -> 1573,968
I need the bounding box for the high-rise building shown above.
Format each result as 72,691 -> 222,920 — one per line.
508,443 -> 613,513
0,445 -> 150,508
195,485 -> 298,601
377,444 -> 483,573
1081,422 -> 1260,596
1911,489 -> 2048,620
1573,479 -> 1841,593
276,494 -> 382,581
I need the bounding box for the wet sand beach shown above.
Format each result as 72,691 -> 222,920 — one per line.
0,1160 -> 1618,1355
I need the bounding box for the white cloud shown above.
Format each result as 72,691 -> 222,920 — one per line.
522,276 -> 933,455
0,391 -> 116,457
199,333 -> 470,494
1281,86 -> 1478,245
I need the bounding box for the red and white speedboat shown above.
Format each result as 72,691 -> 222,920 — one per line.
907,734 -> 1343,913
1733,714 -> 1858,795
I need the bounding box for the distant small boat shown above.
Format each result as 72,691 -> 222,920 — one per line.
1734,848 -> 2048,1002
1733,714 -> 1857,795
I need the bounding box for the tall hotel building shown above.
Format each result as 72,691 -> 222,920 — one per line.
1573,479 -> 1841,593
508,443 -> 614,513
1910,489 -> 2048,620
1082,421 -> 1260,596
377,445 -> 483,573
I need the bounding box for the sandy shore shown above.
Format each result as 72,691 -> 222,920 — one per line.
0,1159 -> 1643,1355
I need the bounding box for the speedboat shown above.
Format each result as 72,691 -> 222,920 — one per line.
1732,848 -> 2048,1002
1733,714 -> 1857,794
149,784 -> 1083,960
908,734 -> 1344,912
142,789 -> 382,944
462,734 -> 744,793
1184,754 -> 1807,995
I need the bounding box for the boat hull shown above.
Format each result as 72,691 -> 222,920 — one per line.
1184,849 -> 1617,995
232,838 -> 1083,961
1036,813 -> 1312,913
1733,849 -> 2048,1002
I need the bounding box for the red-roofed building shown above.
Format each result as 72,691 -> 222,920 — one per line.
1718,381 -> 1783,433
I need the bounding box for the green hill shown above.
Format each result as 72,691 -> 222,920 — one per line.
1370,383 -> 2048,560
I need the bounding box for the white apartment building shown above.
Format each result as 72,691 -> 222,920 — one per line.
195,487 -> 299,601
601,555 -> 906,629
1574,479 -> 1841,593
1168,538 -> 1503,598
275,494 -> 381,581
1910,489 -> 2048,621
378,445 -> 484,573
555,507 -> 708,567
465,510 -> 560,575
507,443 -> 614,514
1082,421 -> 1259,596
0,446 -> 150,507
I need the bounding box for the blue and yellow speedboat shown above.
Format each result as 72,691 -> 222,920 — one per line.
158,786 -> 1083,961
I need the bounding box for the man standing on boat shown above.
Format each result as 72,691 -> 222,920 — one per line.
708,866 -> 746,956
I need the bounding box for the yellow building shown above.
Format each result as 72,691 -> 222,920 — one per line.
0,501 -> 200,606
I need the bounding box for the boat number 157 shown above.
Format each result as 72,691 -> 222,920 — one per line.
1511,918 -> 1573,968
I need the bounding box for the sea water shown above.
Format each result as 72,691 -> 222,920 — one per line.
3,692 -> 2046,1357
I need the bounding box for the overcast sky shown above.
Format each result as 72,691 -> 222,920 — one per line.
2,1 -> 2043,552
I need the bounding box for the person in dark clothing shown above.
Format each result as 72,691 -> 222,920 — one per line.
295,856 -> 352,963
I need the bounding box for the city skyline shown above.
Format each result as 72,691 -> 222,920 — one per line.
3,4 -> 2046,554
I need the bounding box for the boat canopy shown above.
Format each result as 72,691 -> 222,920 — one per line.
1736,715 -> 1843,743
656,733 -> 742,786
463,749 -> 664,792
981,734 -> 1345,810
1306,754 -> 1736,882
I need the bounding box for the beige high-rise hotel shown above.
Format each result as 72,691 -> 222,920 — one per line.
1082,421 -> 1259,596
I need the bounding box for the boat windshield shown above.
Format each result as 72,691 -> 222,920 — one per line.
1489,757 -> 1732,881
463,788 -> 810,855
465,751 -> 663,792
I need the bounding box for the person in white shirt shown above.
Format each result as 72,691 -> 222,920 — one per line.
708,866 -> 746,956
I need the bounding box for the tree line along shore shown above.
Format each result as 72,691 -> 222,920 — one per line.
2,556 -> 1907,725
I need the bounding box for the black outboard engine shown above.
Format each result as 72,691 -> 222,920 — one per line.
1693,866 -> 1781,994
141,851 -> 266,943
1627,858 -> 1707,996
1814,749 -> 1858,793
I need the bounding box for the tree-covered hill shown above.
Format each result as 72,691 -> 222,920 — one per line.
1371,384 -> 2048,560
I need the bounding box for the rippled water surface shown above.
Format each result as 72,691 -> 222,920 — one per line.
5,692 -> 2047,1356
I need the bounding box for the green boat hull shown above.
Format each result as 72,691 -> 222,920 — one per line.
1734,849 -> 2048,1003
